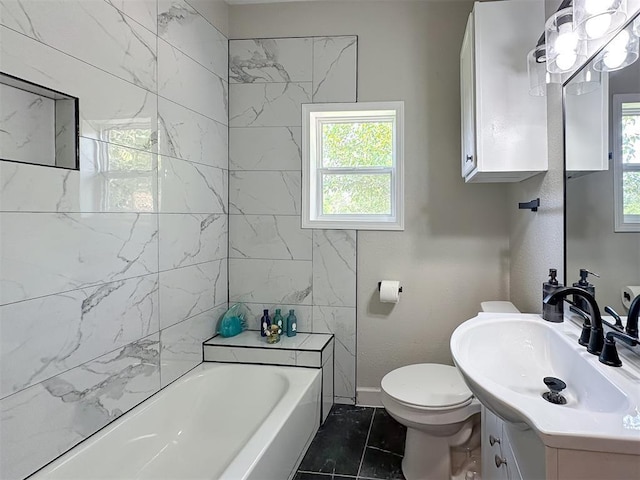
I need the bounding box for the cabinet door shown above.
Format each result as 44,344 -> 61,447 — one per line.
460,12 -> 477,177
482,407 -> 524,480
482,407 -> 506,480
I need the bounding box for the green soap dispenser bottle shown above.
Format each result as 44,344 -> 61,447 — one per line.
572,269 -> 599,313
273,309 -> 284,331
286,309 -> 297,337
543,268 -> 564,322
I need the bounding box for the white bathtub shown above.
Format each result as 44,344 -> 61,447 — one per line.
30,363 -> 322,480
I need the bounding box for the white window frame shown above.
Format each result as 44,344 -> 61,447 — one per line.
302,101 -> 404,230
613,94 -> 640,232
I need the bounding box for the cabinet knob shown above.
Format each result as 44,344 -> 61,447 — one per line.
494,454 -> 508,468
466,154 -> 474,163
489,434 -> 501,446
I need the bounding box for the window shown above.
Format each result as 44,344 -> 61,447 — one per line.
302,102 -> 404,230
613,94 -> 640,232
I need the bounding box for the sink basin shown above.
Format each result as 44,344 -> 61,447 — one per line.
450,313 -> 640,454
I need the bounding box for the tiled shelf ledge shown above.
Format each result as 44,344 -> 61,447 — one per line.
203,330 -> 335,422
203,331 -> 333,367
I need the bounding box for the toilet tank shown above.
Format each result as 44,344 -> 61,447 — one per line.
480,301 -> 520,313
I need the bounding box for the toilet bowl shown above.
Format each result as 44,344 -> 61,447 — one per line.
381,363 -> 480,480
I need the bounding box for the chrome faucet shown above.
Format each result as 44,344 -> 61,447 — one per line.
544,287 -> 604,355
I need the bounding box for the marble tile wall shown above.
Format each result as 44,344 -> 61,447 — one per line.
0,1 -> 228,478
0,83 -> 56,165
228,36 -> 358,404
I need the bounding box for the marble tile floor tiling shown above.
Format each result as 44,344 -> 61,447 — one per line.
296,405 -> 406,480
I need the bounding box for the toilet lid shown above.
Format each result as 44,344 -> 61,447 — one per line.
381,364 -> 473,408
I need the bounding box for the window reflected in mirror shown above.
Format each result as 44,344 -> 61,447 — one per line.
618,98 -> 640,226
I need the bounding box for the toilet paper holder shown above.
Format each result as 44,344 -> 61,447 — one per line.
378,282 -> 403,293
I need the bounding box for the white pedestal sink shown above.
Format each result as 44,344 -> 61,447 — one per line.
450,313 -> 640,455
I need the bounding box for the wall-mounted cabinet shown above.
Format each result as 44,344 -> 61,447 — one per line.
460,0 -> 548,183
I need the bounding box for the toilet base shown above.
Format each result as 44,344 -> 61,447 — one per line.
401,427 -> 452,480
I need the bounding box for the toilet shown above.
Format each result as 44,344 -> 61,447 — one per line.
381,363 -> 480,480
381,301 -> 519,480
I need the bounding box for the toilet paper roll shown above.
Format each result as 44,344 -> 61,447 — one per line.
379,280 -> 401,303
622,286 -> 640,310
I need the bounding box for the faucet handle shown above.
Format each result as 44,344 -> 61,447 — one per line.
600,335 -> 623,367
604,306 -> 624,329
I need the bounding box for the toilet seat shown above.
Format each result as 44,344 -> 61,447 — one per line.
380,364 -> 480,480
381,363 -> 473,410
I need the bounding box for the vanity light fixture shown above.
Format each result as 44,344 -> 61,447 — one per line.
593,23 -> 639,71
573,0 -> 628,40
564,62 -> 601,95
527,43 -> 562,96
546,7 -> 587,74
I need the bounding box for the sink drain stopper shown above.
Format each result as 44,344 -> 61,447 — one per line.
542,376 -> 567,405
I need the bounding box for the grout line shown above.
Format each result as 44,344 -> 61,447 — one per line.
157,36 -> 227,85
229,169 -> 302,173
366,445 -> 403,458
159,95 -> 228,129
0,25 -> 159,96
161,151 -> 229,172
0,330 -> 160,402
183,0 -> 228,43
356,407 -> 376,478
156,0 -> 161,389
101,0 -> 157,37
158,91 -> 229,126
0,271 -> 159,308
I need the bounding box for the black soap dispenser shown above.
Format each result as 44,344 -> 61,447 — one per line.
543,268 -> 564,323
572,269 -> 598,313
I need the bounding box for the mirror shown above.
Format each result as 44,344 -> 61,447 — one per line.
564,11 -> 640,314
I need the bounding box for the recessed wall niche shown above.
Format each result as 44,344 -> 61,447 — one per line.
0,72 -> 79,170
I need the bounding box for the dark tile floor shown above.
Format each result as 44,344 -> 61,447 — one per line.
295,405 -> 407,480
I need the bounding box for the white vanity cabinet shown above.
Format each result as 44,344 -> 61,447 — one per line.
482,407 -> 527,480
460,0 -> 548,183
482,406 -> 640,480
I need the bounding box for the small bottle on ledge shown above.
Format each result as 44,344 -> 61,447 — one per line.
273,309 -> 284,331
260,309 -> 271,337
286,309 -> 297,337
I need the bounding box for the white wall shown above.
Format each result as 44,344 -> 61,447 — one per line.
507,0 -> 565,313
229,0 -> 511,404
0,1 -> 228,477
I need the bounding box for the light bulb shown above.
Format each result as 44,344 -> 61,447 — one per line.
603,30 -> 630,69
585,14 -> 612,38
556,53 -> 578,70
545,72 -> 551,84
555,23 -> 579,54
586,70 -> 592,82
585,0 -> 616,15
603,49 -> 627,69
